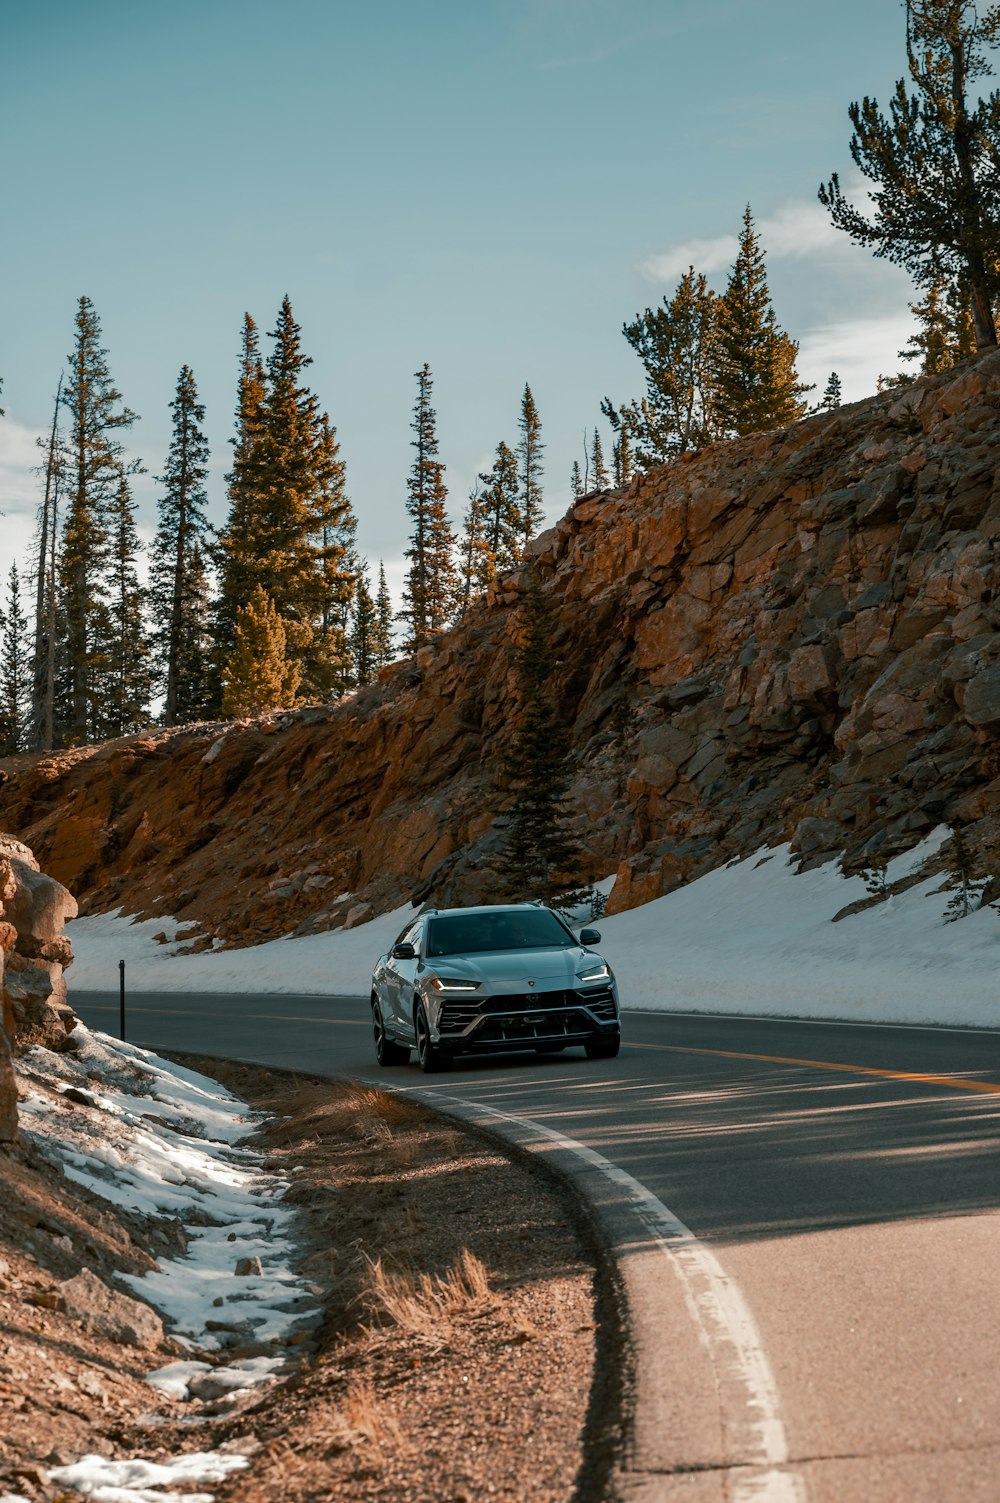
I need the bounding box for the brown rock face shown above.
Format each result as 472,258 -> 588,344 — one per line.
0,836 -> 78,1065
5,352 -> 1000,936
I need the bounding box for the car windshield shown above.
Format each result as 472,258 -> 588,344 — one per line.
426,910 -> 574,957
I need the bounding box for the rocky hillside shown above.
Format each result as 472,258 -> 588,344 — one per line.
4,351 -> 1000,944
0,835 -> 78,1139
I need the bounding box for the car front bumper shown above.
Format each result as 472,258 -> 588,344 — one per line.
429,985 -> 620,1054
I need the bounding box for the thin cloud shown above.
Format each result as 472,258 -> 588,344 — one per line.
641,197 -> 843,284
0,415 -> 45,518
797,312 -> 919,403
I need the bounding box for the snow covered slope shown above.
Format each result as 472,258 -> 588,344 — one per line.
66,830 -> 999,1029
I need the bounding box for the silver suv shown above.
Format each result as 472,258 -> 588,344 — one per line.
370,903 -> 621,1072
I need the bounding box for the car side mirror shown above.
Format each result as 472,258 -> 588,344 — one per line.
580,927 -> 601,946
390,942 -> 417,960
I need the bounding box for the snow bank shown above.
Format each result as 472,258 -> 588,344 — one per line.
20,1029 -> 318,1396
65,828 -> 1000,1027
46,1450 -> 249,1503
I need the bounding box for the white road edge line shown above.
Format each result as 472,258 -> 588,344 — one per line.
407,1084 -> 807,1503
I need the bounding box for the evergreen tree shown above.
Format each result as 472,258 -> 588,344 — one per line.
821,371 -> 844,409
216,300 -> 355,702
400,363 -> 457,648
495,566 -> 586,905
0,564 -> 30,756
151,365 -> 212,724
713,207 -> 809,437
942,825 -> 989,919
900,271 -> 979,371
517,384 -> 544,546
820,0 -> 1000,349
221,585 -> 301,718
216,314 -> 267,658
570,459 -> 583,498
172,541 -> 216,722
601,399 -> 636,487
590,428 -> 610,490
479,439 -> 522,578
350,566 -> 378,686
58,295 -> 140,745
622,266 -> 719,461
97,469 -> 152,738
374,561 -> 395,668
30,377 -> 63,751
459,481 -> 492,611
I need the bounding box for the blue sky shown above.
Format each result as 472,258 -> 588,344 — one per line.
1,0 -> 923,597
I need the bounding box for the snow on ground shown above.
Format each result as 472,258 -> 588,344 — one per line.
45,1451 -> 249,1503
20,1028 -> 317,1394
65,826 -> 999,1028
14,1031 -> 310,1499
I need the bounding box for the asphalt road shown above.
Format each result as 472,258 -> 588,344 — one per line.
70,990 -> 1000,1502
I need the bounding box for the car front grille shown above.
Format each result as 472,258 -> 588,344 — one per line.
438,985 -> 618,1035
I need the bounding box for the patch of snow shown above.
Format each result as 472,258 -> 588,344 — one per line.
19,1028 -> 316,1374
47,1450 -> 248,1503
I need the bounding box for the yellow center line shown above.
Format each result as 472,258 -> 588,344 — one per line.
629,1041 -> 1000,1096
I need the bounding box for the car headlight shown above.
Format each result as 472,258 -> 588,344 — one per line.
427,976 -> 481,991
577,963 -> 610,983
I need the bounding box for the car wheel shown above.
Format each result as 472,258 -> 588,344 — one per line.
415,1001 -> 450,1073
372,1000 -> 410,1066
584,1033 -> 621,1059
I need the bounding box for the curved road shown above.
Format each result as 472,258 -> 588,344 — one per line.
70,992 -> 1000,1502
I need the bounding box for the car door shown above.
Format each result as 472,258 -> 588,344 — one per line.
385,917 -> 422,1038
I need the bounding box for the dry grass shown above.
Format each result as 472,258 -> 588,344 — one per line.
337,1375 -> 409,1457
361,1248 -> 497,1341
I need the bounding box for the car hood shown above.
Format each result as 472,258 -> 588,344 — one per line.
426,947 -> 599,986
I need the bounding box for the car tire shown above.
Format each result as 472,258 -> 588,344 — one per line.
584,1033 -> 621,1060
415,1002 -> 450,1073
372,1001 -> 411,1066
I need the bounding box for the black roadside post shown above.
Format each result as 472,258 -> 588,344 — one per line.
119,958 -> 126,1041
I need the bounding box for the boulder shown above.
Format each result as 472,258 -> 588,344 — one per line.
0,950 -> 17,1143
962,664 -> 1000,729
61,1267 -> 164,1349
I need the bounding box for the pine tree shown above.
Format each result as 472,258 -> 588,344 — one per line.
821,371 -> 844,409
373,562 -> 395,669
30,377 -> 63,751
310,410 -> 356,698
590,428 -> 610,490
97,469 -> 152,738
221,585 -> 301,718
479,439 -> 522,578
350,566 -> 378,686
58,295 -> 141,745
495,566 -> 586,905
0,564 -> 30,756
172,541 -> 216,723
942,824 -> 989,919
713,207 -> 810,437
151,365 -> 212,724
820,0 -> 1000,348
400,363 -> 457,649
622,266 -> 719,461
517,385 -> 545,546
216,301 -> 355,702
216,314 -> 267,658
601,400 -> 636,487
900,272 -> 979,371
570,459 -> 583,498
459,482 -> 492,611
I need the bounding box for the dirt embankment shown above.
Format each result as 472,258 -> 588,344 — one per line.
1,1064 -> 610,1503
5,351 -> 1000,939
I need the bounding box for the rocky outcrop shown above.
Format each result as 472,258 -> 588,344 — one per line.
0,836 -> 78,1141
5,351 -> 1000,937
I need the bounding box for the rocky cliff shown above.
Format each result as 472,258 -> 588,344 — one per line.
0,836 -> 79,1139
3,351 -> 1000,945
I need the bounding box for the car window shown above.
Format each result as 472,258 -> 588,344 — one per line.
393,919 -> 421,950
426,910 -> 575,957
